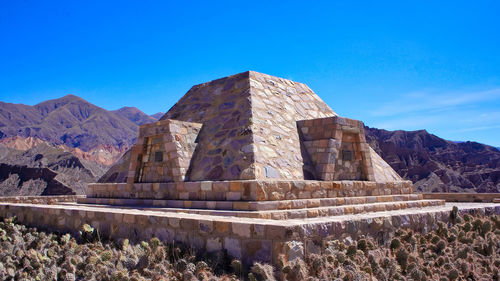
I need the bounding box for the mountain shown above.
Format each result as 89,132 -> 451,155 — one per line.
1,94 -> 499,195
0,95 -> 139,151
150,112 -> 165,120
0,96 -> 165,196
112,107 -> 158,126
365,127 -> 500,193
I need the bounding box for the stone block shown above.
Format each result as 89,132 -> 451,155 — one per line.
213,181 -> 229,192
232,222 -> 251,238
229,181 -> 242,192
180,218 -> 195,231
168,217 -> 180,228
298,191 -> 311,199
206,237 -> 222,252
307,199 -> 321,208
250,181 -> 267,201
184,182 -> 200,192
224,237 -> 242,259
226,192 -> 241,201
229,202 -> 246,211
200,181 -> 212,191
179,192 -> 189,200
198,220 -> 213,235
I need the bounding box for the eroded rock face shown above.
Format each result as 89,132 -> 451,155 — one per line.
0,163 -> 75,196
365,127 -> 500,193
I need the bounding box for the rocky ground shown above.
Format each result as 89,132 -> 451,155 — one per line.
0,209 -> 498,280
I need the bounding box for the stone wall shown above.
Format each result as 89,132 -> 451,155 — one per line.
1,202 -> 497,266
0,195 -> 83,204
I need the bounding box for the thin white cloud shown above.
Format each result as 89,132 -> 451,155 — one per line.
360,87 -> 500,146
371,88 -> 500,117
371,116 -> 438,130
449,124 -> 500,133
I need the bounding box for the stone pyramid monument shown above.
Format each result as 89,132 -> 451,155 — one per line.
124,71 -> 402,186
10,71 -> 444,265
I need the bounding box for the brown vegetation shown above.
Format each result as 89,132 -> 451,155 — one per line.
0,208 -> 499,280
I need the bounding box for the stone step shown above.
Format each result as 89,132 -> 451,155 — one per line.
78,194 -> 424,211
74,199 -> 445,220
86,180 -> 414,201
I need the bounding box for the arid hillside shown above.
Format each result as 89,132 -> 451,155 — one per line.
0,95 -> 162,195
365,127 -> 500,193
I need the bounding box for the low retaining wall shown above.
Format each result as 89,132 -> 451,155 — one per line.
0,202 -> 497,265
0,195 -> 84,204
422,193 -> 500,202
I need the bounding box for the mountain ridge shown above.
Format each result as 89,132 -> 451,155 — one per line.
365,127 -> 500,193
0,94 -> 499,195
0,95 -> 140,151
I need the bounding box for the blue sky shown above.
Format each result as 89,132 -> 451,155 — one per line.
1,1 -> 499,146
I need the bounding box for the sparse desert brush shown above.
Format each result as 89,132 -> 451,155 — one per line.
0,212 -> 499,280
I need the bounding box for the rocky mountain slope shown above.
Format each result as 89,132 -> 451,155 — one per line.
0,95 -> 149,151
0,141 -> 108,195
0,96 -> 163,196
365,127 -> 500,193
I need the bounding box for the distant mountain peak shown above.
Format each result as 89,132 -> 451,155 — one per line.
36,94 -> 87,106
0,95 -> 141,151
111,106 -> 157,126
114,106 -> 142,113
150,112 -> 164,120
62,94 -> 82,99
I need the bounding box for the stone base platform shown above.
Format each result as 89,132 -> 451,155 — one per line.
1,201 -> 498,265
83,180 -> 443,220
87,180 -> 414,201
77,195 -> 445,220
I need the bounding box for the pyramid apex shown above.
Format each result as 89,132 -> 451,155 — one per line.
190,71 -> 306,89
